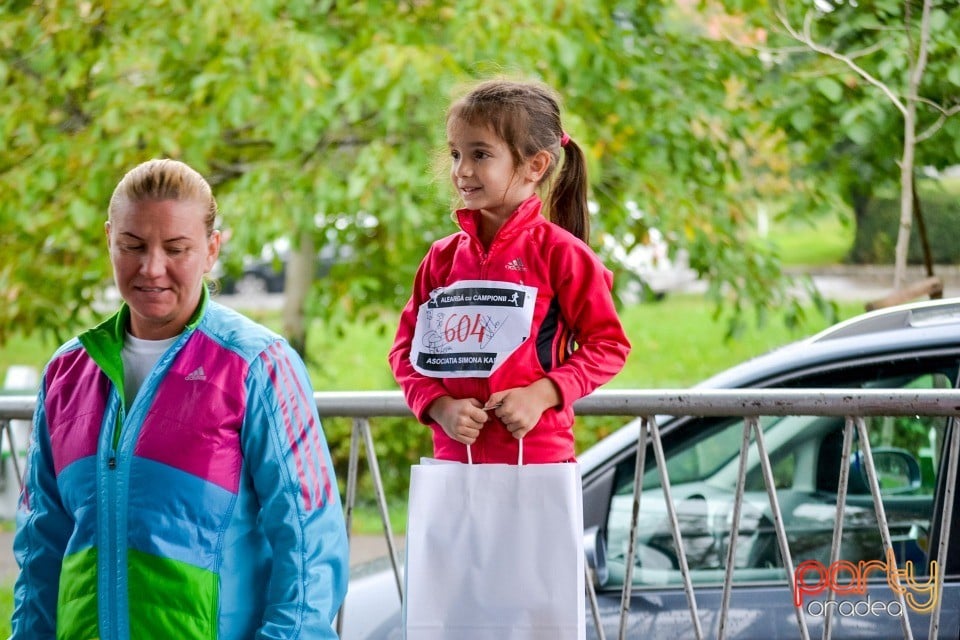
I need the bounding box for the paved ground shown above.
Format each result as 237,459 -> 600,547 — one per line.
786,264 -> 960,303
0,531 -> 14,585
348,533 -> 405,567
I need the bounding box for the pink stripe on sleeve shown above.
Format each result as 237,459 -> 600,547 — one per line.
272,345 -> 334,509
261,344 -> 316,511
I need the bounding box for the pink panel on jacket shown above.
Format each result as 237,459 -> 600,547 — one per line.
134,332 -> 248,493
45,348 -> 110,475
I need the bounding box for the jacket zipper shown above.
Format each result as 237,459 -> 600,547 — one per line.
477,234 -> 494,280
474,238 -> 496,462
101,403 -> 123,640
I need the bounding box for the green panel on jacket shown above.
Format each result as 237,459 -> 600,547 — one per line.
127,549 -> 218,639
58,547 -> 99,640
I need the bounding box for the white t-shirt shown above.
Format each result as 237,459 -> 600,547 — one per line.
121,333 -> 178,407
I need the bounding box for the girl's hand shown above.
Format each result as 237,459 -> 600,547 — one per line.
427,396 -> 489,445
484,379 -> 560,440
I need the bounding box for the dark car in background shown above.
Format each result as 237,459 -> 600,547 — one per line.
339,297 -> 960,639
216,238 -> 347,295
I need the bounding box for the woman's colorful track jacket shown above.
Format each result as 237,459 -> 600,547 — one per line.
11,292 -> 349,639
389,194 -> 631,464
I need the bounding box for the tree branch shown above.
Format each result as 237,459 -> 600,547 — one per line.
719,21 -> 887,63
207,160 -> 253,186
908,0 -> 932,103
774,1 -> 907,117
916,102 -> 960,143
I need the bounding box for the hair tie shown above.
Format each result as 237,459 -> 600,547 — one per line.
560,131 -> 571,147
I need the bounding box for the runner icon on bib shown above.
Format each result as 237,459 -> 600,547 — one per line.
411,279 -> 537,378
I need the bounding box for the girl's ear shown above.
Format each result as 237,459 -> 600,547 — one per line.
525,150 -> 552,183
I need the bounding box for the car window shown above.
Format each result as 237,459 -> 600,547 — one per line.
604,358 -> 958,590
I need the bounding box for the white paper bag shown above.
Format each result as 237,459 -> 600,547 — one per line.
403,449 -> 585,640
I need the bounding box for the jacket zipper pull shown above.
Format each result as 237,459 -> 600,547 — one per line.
108,456 -> 117,470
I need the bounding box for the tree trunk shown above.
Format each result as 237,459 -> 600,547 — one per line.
892,106 -> 916,291
282,231 -> 315,357
912,174 -> 937,282
892,0 -> 933,291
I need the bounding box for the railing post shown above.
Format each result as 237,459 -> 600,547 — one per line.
854,416 -> 915,640
650,418 -> 703,640
337,416 -> 405,636
717,419 -> 754,640
618,416 -> 650,640
822,418 -> 855,640
752,415 -> 810,640
585,557 -> 607,640
335,418 -> 363,637
1,418 -> 23,492
359,418 -> 404,601
929,416 -> 958,640
342,418 -> 362,536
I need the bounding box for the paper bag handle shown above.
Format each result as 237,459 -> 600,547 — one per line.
466,438 -> 524,465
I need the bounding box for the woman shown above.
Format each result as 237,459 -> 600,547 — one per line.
12,159 -> 348,639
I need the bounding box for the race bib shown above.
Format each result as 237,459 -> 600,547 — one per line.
410,279 -> 537,378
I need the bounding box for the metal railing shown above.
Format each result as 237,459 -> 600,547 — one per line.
2,388 -> 959,639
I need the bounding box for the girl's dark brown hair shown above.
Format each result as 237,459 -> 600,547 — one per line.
447,79 -> 590,242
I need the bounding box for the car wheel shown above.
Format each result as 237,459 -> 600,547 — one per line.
234,273 -> 269,296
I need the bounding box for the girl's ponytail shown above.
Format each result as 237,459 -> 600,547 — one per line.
548,137 -> 590,243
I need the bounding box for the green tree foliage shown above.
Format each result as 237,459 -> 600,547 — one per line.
2,1 -> 823,349
746,1 -> 960,265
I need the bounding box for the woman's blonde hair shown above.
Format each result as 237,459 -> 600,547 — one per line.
108,159 -> 218,236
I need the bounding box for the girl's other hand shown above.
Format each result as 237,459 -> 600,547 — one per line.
484,379 -> 560,440
428,396 -> 489,445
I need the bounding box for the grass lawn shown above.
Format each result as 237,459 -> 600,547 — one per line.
0,585 -> 9,637
611,295 -> 861,389
765,213 -> 854,267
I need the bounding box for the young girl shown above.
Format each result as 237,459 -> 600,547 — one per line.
389,78 -> 631,464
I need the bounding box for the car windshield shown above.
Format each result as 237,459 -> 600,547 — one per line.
640,415 -> 781,490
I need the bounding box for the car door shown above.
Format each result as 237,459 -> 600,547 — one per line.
589,351 -> 960,639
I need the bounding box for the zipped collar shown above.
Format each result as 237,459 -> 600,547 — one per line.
455,194 -> 546,246
77,286 -> 211,391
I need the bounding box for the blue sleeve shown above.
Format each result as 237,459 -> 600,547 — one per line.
11,382 -> 72,639
243,340 -> 349,639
